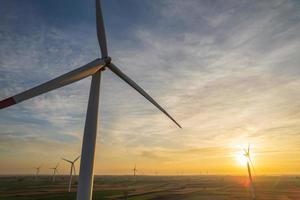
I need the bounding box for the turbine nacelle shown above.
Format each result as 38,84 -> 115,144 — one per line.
244,151 -> 250,158
99,56 -> 112,71
243,144 -> 251,159
103,56 -> 111,64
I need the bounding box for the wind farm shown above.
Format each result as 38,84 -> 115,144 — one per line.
1,0 -> 300,200
0,0 -> 180,199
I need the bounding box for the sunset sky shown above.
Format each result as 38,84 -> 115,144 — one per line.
0,0 -> 300,175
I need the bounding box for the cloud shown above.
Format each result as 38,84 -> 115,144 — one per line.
1,0 -> 300,174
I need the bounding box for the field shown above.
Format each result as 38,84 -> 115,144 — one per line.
0,175 -> 299,200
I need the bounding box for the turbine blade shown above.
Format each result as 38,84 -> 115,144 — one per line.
0,59 -> 105,109
62,158 -> 73,164
95,0 -> 108,57
73,155 -> 81,163
107,63 -> 182,128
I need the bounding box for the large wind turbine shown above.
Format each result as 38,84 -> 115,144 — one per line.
0,0 -> 181,199
34,166 -> 42,180
50,163 -> 59,183
62,156 -> 80,192
244,145 -> 256,200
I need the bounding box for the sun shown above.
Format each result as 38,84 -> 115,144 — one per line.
235,151 -> 248,167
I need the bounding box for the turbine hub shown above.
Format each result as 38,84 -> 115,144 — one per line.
103,56 -> 112,65
99,56 -> 111,71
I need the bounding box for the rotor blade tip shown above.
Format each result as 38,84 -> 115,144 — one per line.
95,0 -> 108,57
108,63 -> 182,129
0,97 -> 16,109
176,123 -> 182,129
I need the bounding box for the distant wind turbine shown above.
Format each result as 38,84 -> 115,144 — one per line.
34,166 -> 42,180
50,163 -> 59,182
0,0 -> 181,199
133,165 -> 137,176
62,156 -> 80,192
244,145 -> 256,200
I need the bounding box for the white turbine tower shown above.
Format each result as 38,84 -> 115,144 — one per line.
50,163 -> 59,183
62,156 -> 80,192
34,166 -> 42,180
244,145 -> 256,200
0,0 -> 181,199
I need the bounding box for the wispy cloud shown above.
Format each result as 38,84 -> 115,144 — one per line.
0,0 -> 300,174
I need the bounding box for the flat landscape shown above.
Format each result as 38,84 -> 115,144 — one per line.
0,175 -> 299,200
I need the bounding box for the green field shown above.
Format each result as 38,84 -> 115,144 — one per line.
0,175 -> 299,200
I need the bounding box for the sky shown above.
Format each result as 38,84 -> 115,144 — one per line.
0,0 -> 300,176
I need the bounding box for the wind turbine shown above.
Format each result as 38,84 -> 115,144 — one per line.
244,145 -> 256,200
50,163 -> 59,182
133,165 -> 137,176
34,166 -> 42,180
0,0 -> 181,199
62,156 -> 80,192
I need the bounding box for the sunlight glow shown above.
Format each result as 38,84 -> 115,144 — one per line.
236,152 -> 248,167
